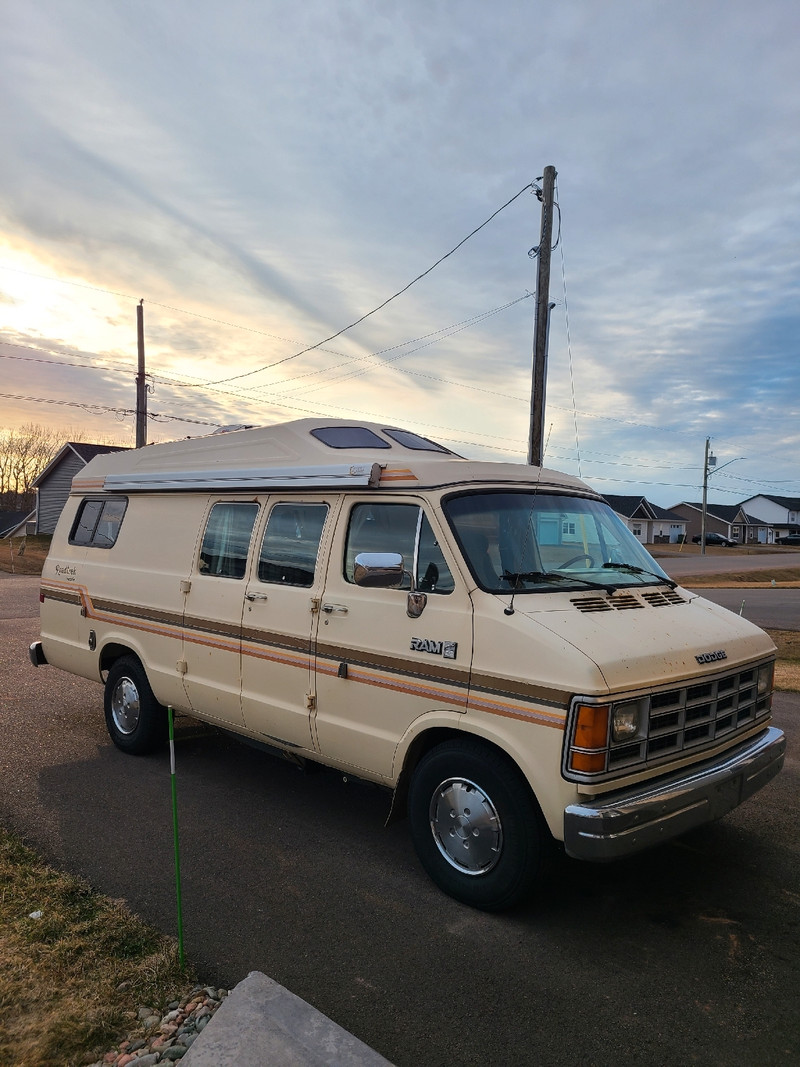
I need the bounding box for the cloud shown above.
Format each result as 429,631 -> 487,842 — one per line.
0,0 -> 798,504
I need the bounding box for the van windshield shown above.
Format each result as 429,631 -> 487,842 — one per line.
443,491 -> 673,594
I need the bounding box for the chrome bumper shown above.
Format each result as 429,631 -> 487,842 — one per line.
564,726 -> 785,862
29,641 -> 48,667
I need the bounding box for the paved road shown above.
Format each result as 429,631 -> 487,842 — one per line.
688,588 -> 800,631
2,575 -> 799,1066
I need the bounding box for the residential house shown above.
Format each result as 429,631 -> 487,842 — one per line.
738,495 -> 800,540
601,495 -> 687,544
669,502 -> 771,544
32,443 -> 129,535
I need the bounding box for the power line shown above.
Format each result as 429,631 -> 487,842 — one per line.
0,392 -> 220,427
274,294 -> 534,399
0,345 -> 135,372
188,181 -> 538,388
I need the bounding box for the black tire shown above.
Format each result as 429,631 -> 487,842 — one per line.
407,738 -> 550,911
104,656 -> 167,755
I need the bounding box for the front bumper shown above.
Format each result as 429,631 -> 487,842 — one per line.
564,725 -> 785,861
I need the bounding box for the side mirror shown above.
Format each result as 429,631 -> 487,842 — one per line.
353,552 -> 405,589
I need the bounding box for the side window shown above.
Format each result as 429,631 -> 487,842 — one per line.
258,503 -> 328,587
70,497 -> 128,548
344,503 -> 453,594
345,503 -> 419,587
417,513 -> 454,594
199,502 -> 259,579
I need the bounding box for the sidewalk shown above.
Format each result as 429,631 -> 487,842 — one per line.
182,971 -> 393,1066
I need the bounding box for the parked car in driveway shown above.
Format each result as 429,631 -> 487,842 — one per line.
776,534 -> 800,546
692,532 -> 737,546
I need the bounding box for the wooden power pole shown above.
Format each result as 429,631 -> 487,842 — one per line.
527,165 -> 557,466
136,299 -> 147,448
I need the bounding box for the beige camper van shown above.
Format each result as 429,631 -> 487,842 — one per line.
31,418 -> 785,910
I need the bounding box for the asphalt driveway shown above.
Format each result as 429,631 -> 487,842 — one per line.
2,574 -> 799,1066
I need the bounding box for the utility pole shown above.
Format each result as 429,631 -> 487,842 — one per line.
528,164 -> 557,466
700,443 -> 743,555
136,299 -> 147,448
700,437 -> 715,556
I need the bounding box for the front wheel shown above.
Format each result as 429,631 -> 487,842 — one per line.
407,739 -> 550,911
104,657 -> 167,755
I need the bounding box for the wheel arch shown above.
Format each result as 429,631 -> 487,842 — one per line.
387,724 -> 538,827
99,641 -> 141,678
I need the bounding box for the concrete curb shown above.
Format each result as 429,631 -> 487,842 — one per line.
181,971 -> 393,1066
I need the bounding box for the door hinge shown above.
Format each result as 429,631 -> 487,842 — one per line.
180,579 -> 192,594
177,659 -> 187,675
305,691 -> 316,710
309,597 -> 321,614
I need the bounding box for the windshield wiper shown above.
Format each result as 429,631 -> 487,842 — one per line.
601,562 -> 677,589
501,571 -> 615,594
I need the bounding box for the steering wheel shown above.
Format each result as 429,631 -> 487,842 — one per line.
557,553 -> 597,570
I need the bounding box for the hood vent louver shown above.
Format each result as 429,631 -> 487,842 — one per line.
641,589 -> 686,607
571,588 -> 687,613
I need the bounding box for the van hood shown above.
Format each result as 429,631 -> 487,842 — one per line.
519,589 -> 776,694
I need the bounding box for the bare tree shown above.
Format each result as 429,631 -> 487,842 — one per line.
0,424 -> 61,511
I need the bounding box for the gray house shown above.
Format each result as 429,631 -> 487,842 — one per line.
669,502 -> 771,544
32,443 -> 129,535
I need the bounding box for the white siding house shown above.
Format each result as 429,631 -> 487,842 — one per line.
740,495 -> 800,538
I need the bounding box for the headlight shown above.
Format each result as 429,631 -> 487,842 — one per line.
757,662 -> 774,698
611,700 -> 641,742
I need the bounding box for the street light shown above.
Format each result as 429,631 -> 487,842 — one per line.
700,438 -> 745,556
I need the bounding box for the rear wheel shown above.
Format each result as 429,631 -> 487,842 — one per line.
104,657 -> 167,755
408,738 -> 549,911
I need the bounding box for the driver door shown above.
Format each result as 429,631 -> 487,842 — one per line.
312,499 -> 473,779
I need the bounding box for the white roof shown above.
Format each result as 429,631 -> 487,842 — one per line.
70,417 -> 598,497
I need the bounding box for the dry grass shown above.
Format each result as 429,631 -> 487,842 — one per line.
766,629 -> 800,692
0,536 -> 52,576
679,567 -> 800,587
0,827 -> 193,1067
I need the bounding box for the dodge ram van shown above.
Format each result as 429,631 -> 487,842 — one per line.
30,418 -> 785,910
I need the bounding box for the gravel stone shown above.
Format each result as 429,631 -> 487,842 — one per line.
91,982 -> 229,1066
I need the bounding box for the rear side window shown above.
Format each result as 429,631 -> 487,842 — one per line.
199,502 -> 259,579
258,503 -> 328,587
70,497 -> 128,548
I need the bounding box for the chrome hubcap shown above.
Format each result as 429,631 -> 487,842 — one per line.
429,777 -> 502,875
111,676 -> 141,735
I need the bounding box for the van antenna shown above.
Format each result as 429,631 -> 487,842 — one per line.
504,423 -> 553,616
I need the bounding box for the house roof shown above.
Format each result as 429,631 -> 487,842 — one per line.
32,442 -> 129,488
674,502 -> 766,525
602,494 -> 685,522
69,442 -> 129,464
0,509 -> 35,537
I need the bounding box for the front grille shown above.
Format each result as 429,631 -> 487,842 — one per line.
607,665 -> 770,772
564,659 -> 774,783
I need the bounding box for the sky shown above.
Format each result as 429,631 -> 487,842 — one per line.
0,0 -> 798,508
